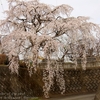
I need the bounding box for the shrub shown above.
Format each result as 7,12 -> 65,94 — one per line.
19,60 -> 27,68
0,54 -> 8,65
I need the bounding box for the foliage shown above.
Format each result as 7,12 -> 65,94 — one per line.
0,0 -> 100,98
0,54 -> 8,65
19,60 -> 27,68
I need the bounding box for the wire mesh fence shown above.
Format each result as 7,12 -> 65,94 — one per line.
0,59 -> 100,99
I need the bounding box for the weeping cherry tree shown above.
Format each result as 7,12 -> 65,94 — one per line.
0,0 -> 100,98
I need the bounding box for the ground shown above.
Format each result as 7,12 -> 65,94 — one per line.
41,94 -> 95,100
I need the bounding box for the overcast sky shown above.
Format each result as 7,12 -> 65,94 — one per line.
0,0 -> 100,24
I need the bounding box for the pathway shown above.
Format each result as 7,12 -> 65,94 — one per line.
41,94 -> 95,100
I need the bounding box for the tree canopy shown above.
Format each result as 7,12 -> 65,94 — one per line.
0,0 -> 100,98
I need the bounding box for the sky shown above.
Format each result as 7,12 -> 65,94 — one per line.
0,0 -> 100,24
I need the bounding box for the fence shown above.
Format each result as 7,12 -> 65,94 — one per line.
51,67 -> 100,95
0,59 -> 100,98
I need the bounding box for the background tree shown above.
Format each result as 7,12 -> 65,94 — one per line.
0,0 -> 100,98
